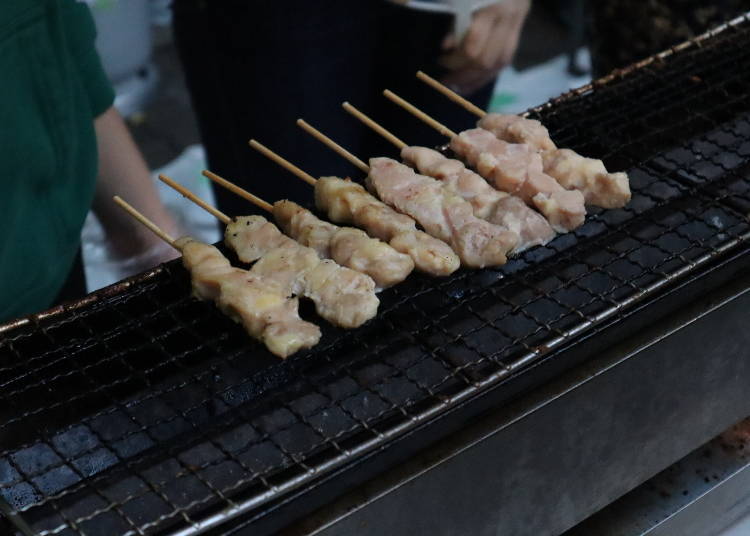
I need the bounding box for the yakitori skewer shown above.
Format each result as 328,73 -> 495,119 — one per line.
296,120 -> 518,268
415,71 -> 631,208
416,71 -> 486,118
417,70 -> 555,150
295,120 -> 369,174
113,194 -> 320,358
383,89 -> 586,233
158,174 -> 379,329
248,139 -> 316,185
342,103 -> 555,251
113,195 -> 179,250
201,169 -> 414,289
248,137 -> 460,276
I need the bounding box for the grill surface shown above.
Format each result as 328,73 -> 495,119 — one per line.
3,14 -> 750,536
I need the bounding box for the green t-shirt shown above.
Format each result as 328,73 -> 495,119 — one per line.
0,0 -> 115,321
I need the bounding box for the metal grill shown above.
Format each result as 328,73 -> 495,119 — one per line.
3,14 -> 750,536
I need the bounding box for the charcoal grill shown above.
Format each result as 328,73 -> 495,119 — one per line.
3,13 -> 750,536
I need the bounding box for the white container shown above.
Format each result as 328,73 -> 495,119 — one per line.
90,0 -> 158,117
90,0 -> 152,83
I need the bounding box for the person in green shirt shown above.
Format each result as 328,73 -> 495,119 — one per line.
0,0 -> 179,321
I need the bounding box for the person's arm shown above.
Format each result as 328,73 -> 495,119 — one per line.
440,0 -> 531,94
91,105 -> 180,262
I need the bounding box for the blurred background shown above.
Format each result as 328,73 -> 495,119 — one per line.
83,0 -> 594,291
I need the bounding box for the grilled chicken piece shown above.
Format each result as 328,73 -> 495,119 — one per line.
478,113 -> 557,152
315,176 -> 460,276
401,146 -> 555,251
478,114 -> 631,209
176,237 -> 320,358
368,157 -> 518,268
451,129 -> 585,233
491,196 -> 556,251
273,199 -> 337,258
272,199 -> 414,288
401,146 -> 504,218
540,149 -> 631,209
329,227 -> 414,289
224,216 -> 379,329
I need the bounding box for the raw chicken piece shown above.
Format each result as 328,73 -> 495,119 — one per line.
176,237 -> 320,358
273,199 -> 414,288
368,157 -> 518,268
541,149 -> 631,209
401,146 -> 555,251
452,129 -> 586,232
315,176 -> 460,276
224,216 -> 379,329
478,113 -> 557,152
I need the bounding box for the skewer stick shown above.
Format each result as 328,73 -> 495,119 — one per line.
416,71 -> 486,118
157,173 -> 231,225
341,103 -> 407,150
383,89 -> 458,139
296,119 -> 369,173
113,195 -> 179,250
248,139 -> 318,186
202,170 -> 273,213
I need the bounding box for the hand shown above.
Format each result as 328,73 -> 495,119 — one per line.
106,208 -> 182,273
109,235 -> 181,278
439,0 -> 531,95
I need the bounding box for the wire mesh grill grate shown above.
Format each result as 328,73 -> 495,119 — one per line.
3,14 -> 750,536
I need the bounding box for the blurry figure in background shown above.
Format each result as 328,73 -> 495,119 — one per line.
171,0 -> 530,217
0,0 -> 178,322
588,0 -> 750,77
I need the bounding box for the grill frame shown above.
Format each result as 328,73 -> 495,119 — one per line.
3,13 -> 750,536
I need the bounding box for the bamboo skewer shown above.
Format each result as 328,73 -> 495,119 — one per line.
416,71 -> 486,118
249,138 -> 328,185
383,89 -> 458,138
158,174 -> 231,225
248,139 -> 318,186
113,195 -> 179,250
298,121 -> 370,172
343,103 -> 407,151
295,119 -> 369,173
341,103 -> 407,151
202,170 -> 273,213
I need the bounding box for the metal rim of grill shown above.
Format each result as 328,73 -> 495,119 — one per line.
3,13 -> 750,536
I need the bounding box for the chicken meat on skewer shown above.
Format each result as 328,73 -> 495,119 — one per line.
272,199 -> 414,289
478,114 -> 630,208
176,237 -> 321,358
538,149 -> 631,209
380,90 -> 585,233
400,146 -> 555,251
450,128 -> 586,233
247,138 -> 460,277
477,113 -> 557,152
290,123 -> 513,268
367,157 -> 518,268
414,74 -> 631,209
202,172 -> 414,289
224,215 -> 379,329
338,103 -> 555,252
314,176 -> 461,276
